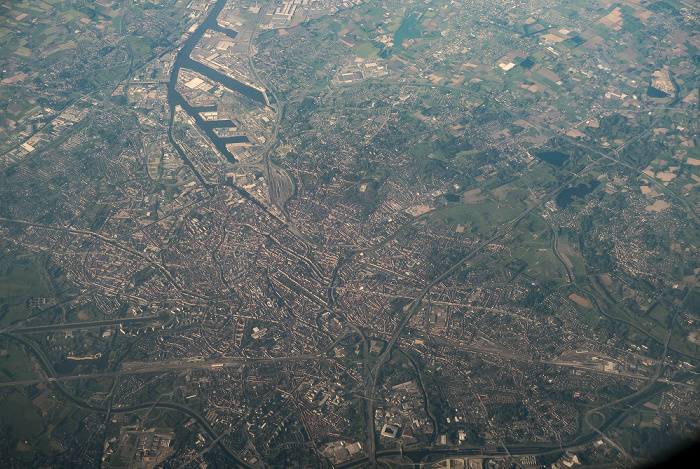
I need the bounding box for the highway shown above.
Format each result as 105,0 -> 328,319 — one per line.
4,330 -> 255,468
340,379 -> 670,469
362,160 -> 602,464
337,444 -> 565,469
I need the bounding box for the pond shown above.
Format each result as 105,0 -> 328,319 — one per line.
647,86 -> 669,98
534,150 -> 570,167
556,180 -> 600,208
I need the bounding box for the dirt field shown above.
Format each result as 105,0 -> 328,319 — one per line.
569,293 -> 592,308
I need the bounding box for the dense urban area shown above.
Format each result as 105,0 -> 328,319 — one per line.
1,0 -> 699,468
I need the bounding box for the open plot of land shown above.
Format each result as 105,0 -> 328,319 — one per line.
569,293 -> 592,308
0,391 -> 44,442
0,341 -> 38,382
0,257 -> 50,326
429,203 -> 522,237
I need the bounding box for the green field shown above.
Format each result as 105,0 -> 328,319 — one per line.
429,203 -> 521,237
647,302 -> 670,325
354,42 -> 379,59
0,391 -> 44,442
520,249 -> 564,281
0,256 -> 51,326
0,340 -> 38,382
360,4 -> 387,19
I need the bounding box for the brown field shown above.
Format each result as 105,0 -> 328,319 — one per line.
597,7 -> 623,27
569,293 -> 592,308
16,442 -> 32,452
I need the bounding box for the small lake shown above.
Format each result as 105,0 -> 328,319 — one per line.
556,180 -> 600,208
535,150 -> 570,167
647,86 -> 669,98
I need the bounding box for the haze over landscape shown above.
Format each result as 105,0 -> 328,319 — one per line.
0,0 -> 700,468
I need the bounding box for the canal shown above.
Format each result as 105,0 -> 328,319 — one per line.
167,0 -> 269,164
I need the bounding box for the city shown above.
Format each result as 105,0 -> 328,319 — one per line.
0,0 -> 699,468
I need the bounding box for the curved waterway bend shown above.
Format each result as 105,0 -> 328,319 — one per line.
167,0 -> 268,165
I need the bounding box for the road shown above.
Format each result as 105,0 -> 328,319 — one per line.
568,138 -> 700,229
3,332 -> 254,467
582,305 -> 678,466
357,110 -> 696,463
340,378 -> 670,469
363,160 -> 601,464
